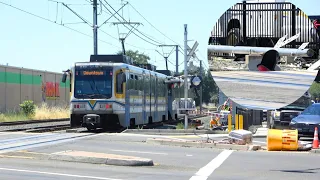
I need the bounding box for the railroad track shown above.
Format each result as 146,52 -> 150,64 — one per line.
0,118 -> 69,126
1,114 -> 208,133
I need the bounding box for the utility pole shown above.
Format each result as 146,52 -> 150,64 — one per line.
93,0 -> 98,55
184,24 -> 188,130
200,60 -> 203,113
176,45 -> 179,75
158,45 -> 179,72
182,25 -> 199,129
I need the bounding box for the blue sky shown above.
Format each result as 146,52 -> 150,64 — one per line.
0,0 -> 319,73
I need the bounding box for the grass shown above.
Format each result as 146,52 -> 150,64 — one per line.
0,103 -> 70,123
176,122 -> 197,129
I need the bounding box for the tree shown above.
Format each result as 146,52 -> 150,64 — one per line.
116,50 -> 150,64
309,82 -> 320,100
178,62 -> 219,106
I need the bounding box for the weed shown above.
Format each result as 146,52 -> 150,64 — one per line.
0,102 -> 69,122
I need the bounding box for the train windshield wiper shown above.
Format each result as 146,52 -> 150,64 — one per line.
86,94 -> 110,99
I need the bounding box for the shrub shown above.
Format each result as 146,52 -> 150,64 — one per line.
176,122 -> 184,129
19,100 -> 36,117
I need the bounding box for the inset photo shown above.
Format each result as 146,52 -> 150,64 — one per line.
207,0 -> 320,109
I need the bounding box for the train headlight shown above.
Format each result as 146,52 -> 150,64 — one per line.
99,104 -> 112,109
73,103 -> 85,109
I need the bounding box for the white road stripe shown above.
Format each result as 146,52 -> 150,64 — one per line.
189,150 -> 233,180
115,133 -> 190,141
253,140 -> 267,144
0,167 -> 122,180
109,149 -> 168,155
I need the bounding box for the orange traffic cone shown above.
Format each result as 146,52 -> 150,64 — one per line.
313,127 -> 319,149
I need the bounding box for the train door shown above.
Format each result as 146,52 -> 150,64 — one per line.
145,72 -> 151,123
142,71 -> 147,124
154,74 -> 158,122
149,75 -> 152,120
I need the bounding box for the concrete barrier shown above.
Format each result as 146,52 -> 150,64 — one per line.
146,138 -> 261,151
49,150 -> 154,166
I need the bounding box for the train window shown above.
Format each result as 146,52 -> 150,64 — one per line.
116,71 -> 125,94
135,75 -> 138,80
130,74 -> 134,79
69,74 -> 72,92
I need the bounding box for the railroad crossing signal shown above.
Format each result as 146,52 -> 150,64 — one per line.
190,75 -> 202,88
187,41 -> 199,62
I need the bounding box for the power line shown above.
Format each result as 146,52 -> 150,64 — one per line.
99,28 -> 154,51
0,1 -> 119,48
100,0 -> 164,46
128,2 -> 183,49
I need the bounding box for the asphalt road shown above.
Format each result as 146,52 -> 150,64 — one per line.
211,70 -> 317,110
0,132 -> 319,180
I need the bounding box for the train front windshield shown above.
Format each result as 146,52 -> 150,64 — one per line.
74,66 -> 113,99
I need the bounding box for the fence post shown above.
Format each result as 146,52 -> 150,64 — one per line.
239,114 -> 243,130
235,114 -> 239,130
242,1 -> 247,44
228,114 -> 232,132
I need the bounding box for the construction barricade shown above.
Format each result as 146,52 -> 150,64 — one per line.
267,129 -> 299,151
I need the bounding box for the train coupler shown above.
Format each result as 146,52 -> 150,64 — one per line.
82,114 -> 101,128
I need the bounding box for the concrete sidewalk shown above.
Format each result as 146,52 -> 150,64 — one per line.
253,127 -> 268,137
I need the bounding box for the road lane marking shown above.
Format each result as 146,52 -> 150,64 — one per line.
116,133 -> 191,141
189,150 -> 233,180
0,167 -> 122,180
0,133 -> 103,154
253,140 -> 267,144
109,149 -> 168,155
167,134 -> 229,139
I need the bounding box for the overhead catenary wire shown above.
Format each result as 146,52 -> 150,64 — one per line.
100,0 -> 164,46
128,2 -> 184,51
52,0 -> 156,52
48,0 -> 92,27
0,1 -> 120,48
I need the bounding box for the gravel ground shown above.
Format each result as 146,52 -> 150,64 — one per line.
0,120 -> 70,132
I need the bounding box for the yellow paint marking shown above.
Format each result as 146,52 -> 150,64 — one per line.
89,100 -> 96,107
0,155 -> 34,159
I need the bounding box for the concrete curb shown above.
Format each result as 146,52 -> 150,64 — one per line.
49,150 -> 154,166
146,138 -> 261,151
253,135 -> 267,138
310,149 -> 320,154
122,129 -> 228,135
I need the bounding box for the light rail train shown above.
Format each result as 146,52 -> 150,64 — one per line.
62,55 -> 189,131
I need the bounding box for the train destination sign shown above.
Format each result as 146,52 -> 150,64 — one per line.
82,71 -> 104,75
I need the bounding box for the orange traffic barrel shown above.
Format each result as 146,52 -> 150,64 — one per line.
267,129 -> 298,151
